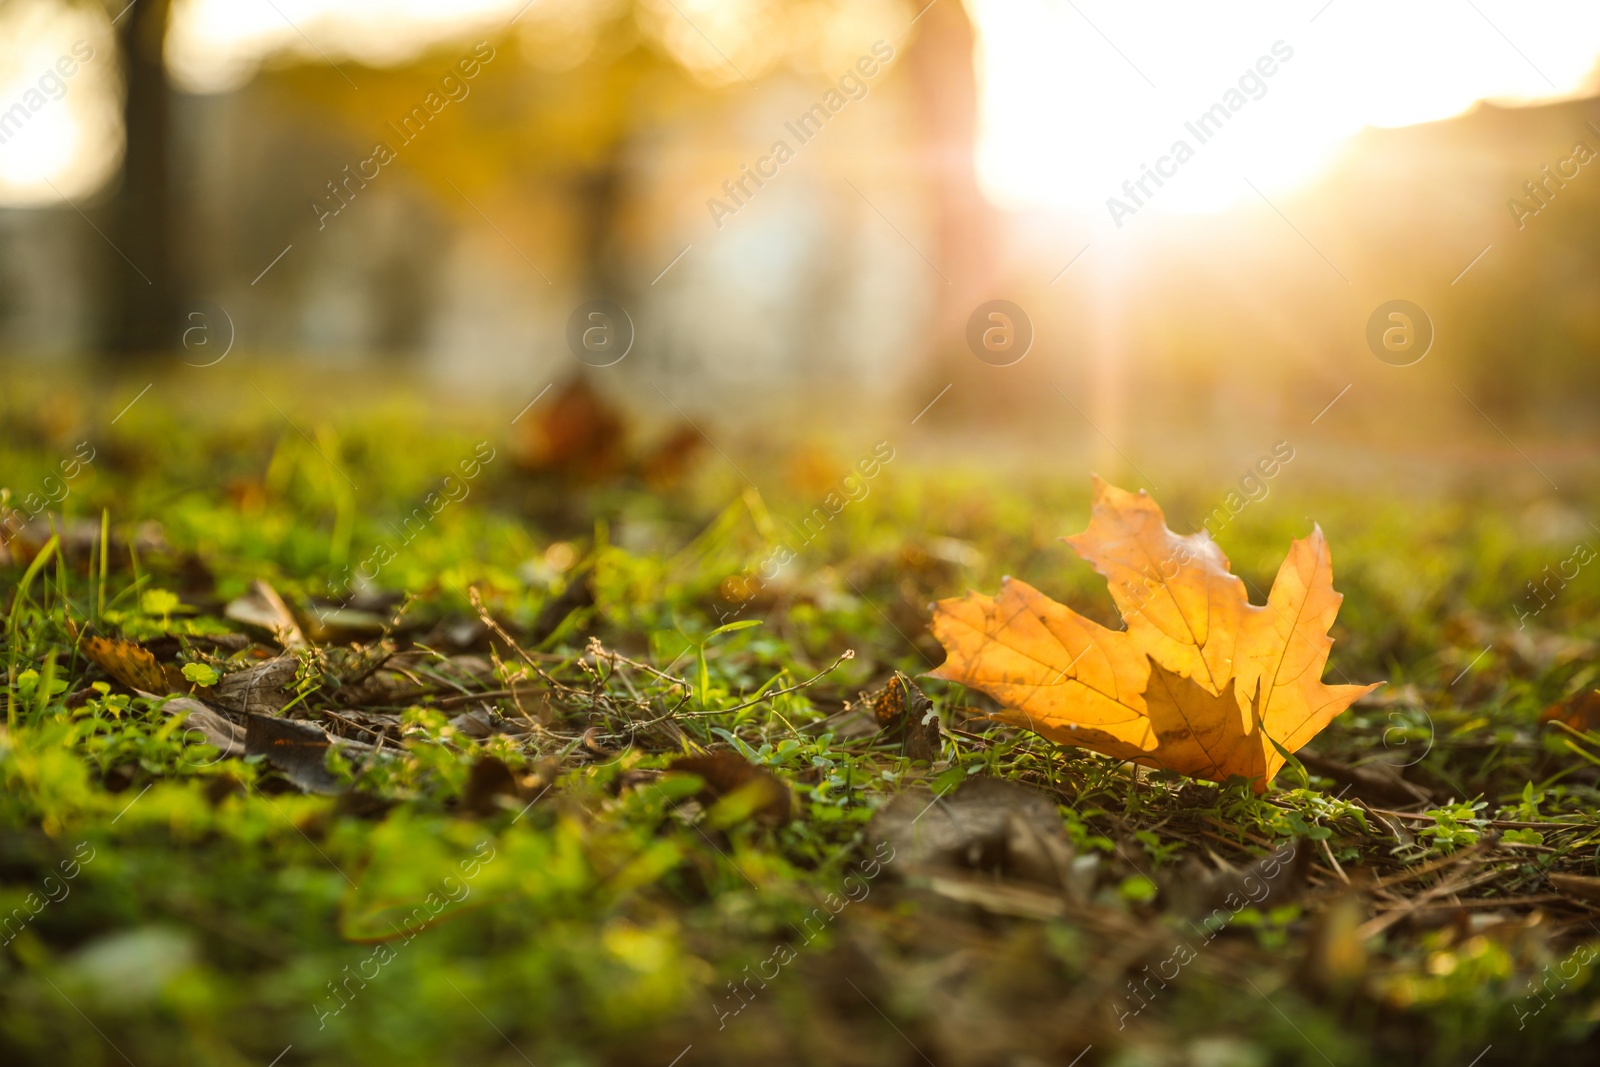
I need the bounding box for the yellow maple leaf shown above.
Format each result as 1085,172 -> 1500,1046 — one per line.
929,477 -> 1379,791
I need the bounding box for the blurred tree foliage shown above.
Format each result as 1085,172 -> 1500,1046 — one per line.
74,0 -> 981,357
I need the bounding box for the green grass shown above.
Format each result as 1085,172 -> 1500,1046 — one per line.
2,390 -> 1599,1066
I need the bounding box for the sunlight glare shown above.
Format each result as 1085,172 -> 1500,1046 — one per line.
968,0 -> 1600,226
0,2 -> 119,205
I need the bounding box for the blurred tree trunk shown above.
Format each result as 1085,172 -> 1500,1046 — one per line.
106,0 -> 176,356
575,152 -> 626,301
909,0 -> 998,370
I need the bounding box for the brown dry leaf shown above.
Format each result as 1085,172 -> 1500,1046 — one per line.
224,579 -> 307,648
82,636 -> 187,694
872,671 -> 942,764
1547,872 -> 1600,903
461,755 -> 522,817
1541,690 -> 1600,733
209,655 -> 301,717
668,751 -> 793,825
514,376 -> 626,482
244,714 -> 362,794
868,779 -> 1074,892
930,477 -> 1378,791
638,426 -> 704,491
162,696 -> 248,758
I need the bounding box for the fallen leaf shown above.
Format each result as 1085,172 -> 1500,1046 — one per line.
930,477 -> 1378,791
224,579 -> 306,648
1169,839 -> 1308,919
1541,690 -> 1600,733
668,751 -> 792,825
82,636 -> 186,694
1295,746 -> 1432,805
868,779 -> 1074,891
162,696 -> 247,759
210,655 -> 301,717
303,606 -> 389,642
461,755 -> 520,816
872,671 -> 942,763
920,872 -> 1070,921
449,707 -> 496,738
639,426 -> 705,491
514,376 -> 626,482
1547,872 -> 1600,903
244,714 -> 349,794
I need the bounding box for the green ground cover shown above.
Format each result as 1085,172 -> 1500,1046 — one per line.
2,391 -> 1599,1066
